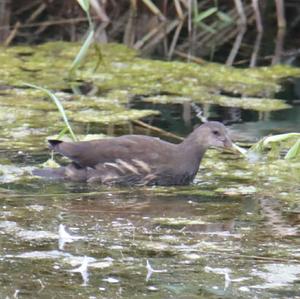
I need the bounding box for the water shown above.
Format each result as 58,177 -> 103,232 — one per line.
1,182 -> 299,298
0,42 -> 300,298
1,119 -> 299,298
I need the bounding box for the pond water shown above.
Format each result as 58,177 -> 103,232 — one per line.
1,181 -> 299,299
0,42 -> 300,298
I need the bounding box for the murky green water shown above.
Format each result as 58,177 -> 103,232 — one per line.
1,176 -> 299,298
0,42 -> 300,298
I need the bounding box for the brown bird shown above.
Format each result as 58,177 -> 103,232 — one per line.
34,121 -> 232,186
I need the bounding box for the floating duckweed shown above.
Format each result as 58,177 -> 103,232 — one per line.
1,42 -> 299,112
68,109 -> 159,124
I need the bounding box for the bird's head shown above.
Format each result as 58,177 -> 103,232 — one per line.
193,121 -> 232,149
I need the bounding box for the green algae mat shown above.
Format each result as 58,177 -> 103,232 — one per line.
1,41 -> 300,113
1,41 -> 299,151
0,42 -> 300,299
0,41 -> 299,197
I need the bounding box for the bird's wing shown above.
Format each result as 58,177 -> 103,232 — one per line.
48,135 -> 176,168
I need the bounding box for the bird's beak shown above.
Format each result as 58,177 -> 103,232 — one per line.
222,138 -> 248,157
223,135 -> 233,149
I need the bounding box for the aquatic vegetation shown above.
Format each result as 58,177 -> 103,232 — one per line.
67,108 -> 159,124
250,133 -> 300,160
1,42 -> 299,112
70,0 -> 98,74
0,35 -> 299,299
285,139 -> 300,160
1,139 -> 300,298
25,84 -> 78,141
0,85 -> 158,151
142,94 -> 290,111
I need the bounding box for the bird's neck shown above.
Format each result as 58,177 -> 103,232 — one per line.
179,130 -> 209,155
179,140 -> 207,162
177,133 -> 209,175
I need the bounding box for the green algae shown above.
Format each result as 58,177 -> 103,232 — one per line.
0,41 -> 299,205
0,36 -> 299,299
1,41 -> 299,113
250,132 -> 300,160
198,149 -> 300,204
0,84 -> 158,151
142,94 -> 290,112
68,108 -> 159,124
1,147 -> 299,298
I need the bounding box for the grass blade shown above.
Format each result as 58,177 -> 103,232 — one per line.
76,0 -> 90,12
93,42 -> 104,72
262,133 -> 300,147
141,0 -> 164,18
194,7 -> 218,23
70,29 -> 94,72
24,83 -> 78,141
284,139 -> 300,160
57,126 -> 70,139
216,11 -> 233,23
197,22 -> 216,34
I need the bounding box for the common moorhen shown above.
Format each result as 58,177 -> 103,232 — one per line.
34,121 -> 232,186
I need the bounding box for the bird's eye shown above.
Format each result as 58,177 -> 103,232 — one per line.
212,130 -> 220,136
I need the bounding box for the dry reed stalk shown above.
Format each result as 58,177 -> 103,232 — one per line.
90,0 -> 110,22
141,19 -> 182,52
141,0 -> 165,20
0,0 -> 11,42
25,2 -> 46,24
226,26 -> 246,66
250,31 -> 263,67
178,3 -> 254,56
0,16 -> 101,30
168,21 -> 185,59
174,0 -> 184,20
272,28 -> 285,65
134,20 -> 167,50
4,21 -> 20,46
252,0 -> 263,33
123,1 -> 137,46
133,120 -> 183,141
275,0 -> 286,29
233,0 -> 246,25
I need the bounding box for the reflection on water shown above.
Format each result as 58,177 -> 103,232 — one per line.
0,49 -> 299,297
0,179 -> 299,299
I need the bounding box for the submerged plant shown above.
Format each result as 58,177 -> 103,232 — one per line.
24,83 -> 77,141
249,133 -> 300,160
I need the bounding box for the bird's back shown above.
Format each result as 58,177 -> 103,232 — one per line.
49,135 -> 177,167
49,135 -> 186,185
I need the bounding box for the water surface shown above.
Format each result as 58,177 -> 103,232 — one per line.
0,42 -> 300,299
